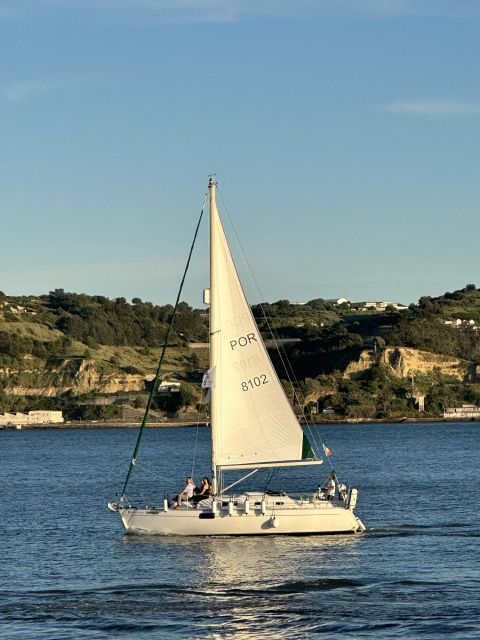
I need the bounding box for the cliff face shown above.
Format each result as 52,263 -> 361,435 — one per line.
343,351 -> 376,379
344,347 -> 470,381
1,358 -> 147,397
0,348 -> 473,399
382,347 -> 469,380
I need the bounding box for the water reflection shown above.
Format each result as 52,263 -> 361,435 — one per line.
121,533 -> 360,582
118,534 -> 362,637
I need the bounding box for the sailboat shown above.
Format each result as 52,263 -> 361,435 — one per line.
108,178 -> 365,535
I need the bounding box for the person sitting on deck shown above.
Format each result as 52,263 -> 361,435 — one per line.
175,476 -> 196,508
193,477 -> 211,505
338,482 -> 347,502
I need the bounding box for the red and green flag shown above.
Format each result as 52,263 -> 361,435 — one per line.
322,443 -> 333,456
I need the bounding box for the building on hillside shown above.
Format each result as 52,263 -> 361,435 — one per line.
443,404 -> 480,419
0,410 -> 64,426
157,381 -> 181,394
324,298 -> 350,306
444,318 -> 478,331
351,301 -> 408,312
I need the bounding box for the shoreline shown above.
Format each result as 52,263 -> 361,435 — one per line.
3,416 -> 479,430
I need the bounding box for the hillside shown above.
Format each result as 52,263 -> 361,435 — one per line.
1,284 -> 480,421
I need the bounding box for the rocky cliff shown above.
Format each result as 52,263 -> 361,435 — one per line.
1,358 -> 148,397
344,347 -> 472,381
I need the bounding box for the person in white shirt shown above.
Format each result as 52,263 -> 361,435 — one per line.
325,473 -> 336,501
175,476 -> 196,508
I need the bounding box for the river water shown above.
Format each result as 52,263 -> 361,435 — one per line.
1,421 -> 479,639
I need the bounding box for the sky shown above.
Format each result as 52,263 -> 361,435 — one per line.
1,0 -> 479,308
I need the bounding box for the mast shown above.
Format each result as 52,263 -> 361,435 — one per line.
209,177 -> 219,494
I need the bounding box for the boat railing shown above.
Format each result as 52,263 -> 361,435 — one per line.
118,486 -> 353,512
215,491 -> 347,510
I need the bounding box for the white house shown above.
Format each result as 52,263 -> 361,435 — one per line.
0,410 -> 64,426
352,301 -> 408,312
444,318 -> 478,330
157,381 -> 181,394
324,298 -> 350,306
444,404 -> 480,419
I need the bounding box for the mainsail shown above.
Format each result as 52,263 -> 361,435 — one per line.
209,181 -> 314,469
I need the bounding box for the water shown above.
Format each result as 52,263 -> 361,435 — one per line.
1,422 -> 479,639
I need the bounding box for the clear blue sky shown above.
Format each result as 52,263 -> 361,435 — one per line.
1,0 -> 479,307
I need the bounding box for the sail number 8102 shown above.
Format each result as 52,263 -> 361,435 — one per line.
241,374 -> 268,391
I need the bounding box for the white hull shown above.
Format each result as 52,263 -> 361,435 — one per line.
117,494 -> 365,536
